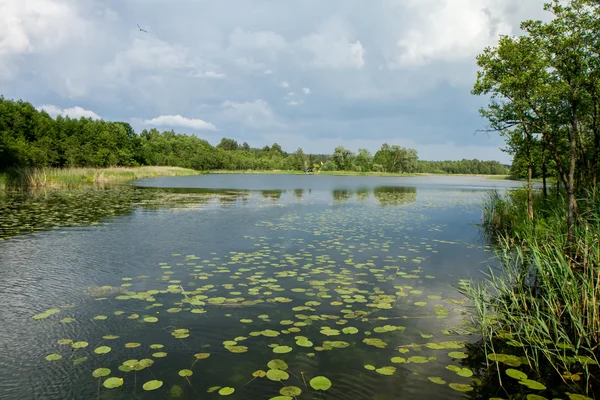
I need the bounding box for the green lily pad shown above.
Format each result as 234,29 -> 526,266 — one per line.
280,386 -> 301,396
125,342 -> 141,348
45,354 -> 62,361
267,359 -> 288,370
72,341 -> 88,349
342,327 -> 359,334
449,383 -> 473,392
448,351 -> 468,359
428,377 -> 446,385
152,352 -> 167,358
144,317 -> 158,323
194,353 -> 210,359
266,369 -> 289,381
92,368 -> 111,378
252,370 -> 266,378
309,376 -> 332,390
94,346 -> 111,355
103,377 -> 124,389
519,379 -> 546,390
218,387 -> 235,396
505,369 -> 528,380
273,346 -> 293,354
142,380 -> 163,391
178,369 -> 193,377
375,366 -> 396,376
364,364 -> 376,370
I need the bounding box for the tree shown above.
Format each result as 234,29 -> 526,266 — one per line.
332,146 -> 354,171
354,148 -> 373,172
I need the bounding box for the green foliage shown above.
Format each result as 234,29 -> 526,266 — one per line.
0,95 -> 508,178
417,159 -> 509,175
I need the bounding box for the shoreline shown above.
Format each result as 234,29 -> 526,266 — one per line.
0,167 -> 515,190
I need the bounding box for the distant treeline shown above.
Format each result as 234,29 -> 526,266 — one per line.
0,96 -> 509,174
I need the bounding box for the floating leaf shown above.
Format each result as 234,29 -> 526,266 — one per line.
103,335 -> 119,340
178,369 -> 193,377
72,341 -> 88,349
428,377 -> 446,385
280,386 -> 302,396
273,346 -> 293,354
449,383 -> 473,392
218,387 -> 235,396
252,370 -> 266,378
92,368 -> 111,378
309,376 -> 332,391
103,377 -> 124,389
266,369 -> 289,381
194,353 -> 210,359
45,354 -> 62,361
519,379 -> 546,390
448,352 -> 468,359
342,327 -> 359,334
267,359 -> 288,370
143,380 -> 163,391
94,346 -> 111,355
57,339 -> 72,345
125,343 -> 141,348
446,365 -> 473,378
375,366 -> 396,376
144,317 -> 158,323
505,369 -> 528,380
152,352 -> 167,358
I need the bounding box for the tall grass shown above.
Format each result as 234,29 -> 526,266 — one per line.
0,166 -> 200,190
465,189 -> 600,393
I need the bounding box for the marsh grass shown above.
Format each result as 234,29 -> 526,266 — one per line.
0,167 -> 200,189
465,189 -> 600,393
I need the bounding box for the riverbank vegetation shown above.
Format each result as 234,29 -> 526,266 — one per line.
0,166 -> 199,190
1,96 -> 508,181
467,0 -> 600,396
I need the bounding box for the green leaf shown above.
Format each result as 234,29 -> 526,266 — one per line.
309,376 -> 332,391
142,380 -> 163,391
103,377 -> 124,389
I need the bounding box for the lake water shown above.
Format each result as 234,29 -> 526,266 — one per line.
0,175 -> 527,400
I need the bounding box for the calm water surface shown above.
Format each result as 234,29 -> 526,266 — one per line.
0,175 -> 526,400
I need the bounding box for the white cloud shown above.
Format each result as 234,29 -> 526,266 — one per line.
297,16 -> 365,69
220,99 -> 283,129
143,115 -> 217,130
0,0 -> 90,79
388,0 -> 515,68
191,70 -> 226,79
38,104 -> 101,120
287,100 -> 303,106
228,27 -> 287,53
279,81 -> 290,88
302,87 -> 311,94
104,38 -> 199,78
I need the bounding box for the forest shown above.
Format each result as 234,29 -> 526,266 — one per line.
0,96 -> 509,175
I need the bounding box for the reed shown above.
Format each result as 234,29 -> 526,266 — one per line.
464,189 -> 600,392
0,166 -> 200,189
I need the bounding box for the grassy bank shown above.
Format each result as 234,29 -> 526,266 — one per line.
0,166 -> 201,190
463,188 -> 599,394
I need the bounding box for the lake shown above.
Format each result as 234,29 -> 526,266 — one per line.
0,175 -> 526,400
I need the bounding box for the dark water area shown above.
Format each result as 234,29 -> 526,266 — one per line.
0,175 -> 536,400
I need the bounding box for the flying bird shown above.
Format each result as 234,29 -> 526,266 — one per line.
137,24 -> 148,33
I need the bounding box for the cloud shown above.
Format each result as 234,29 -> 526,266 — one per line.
388,0 -> 516,68
0,0 -> 549,160
143,115 -> 217,131
296,16 -> 365,69
220,99 -> 283,129
37,104 -> 101,120
279,81 -> 290,88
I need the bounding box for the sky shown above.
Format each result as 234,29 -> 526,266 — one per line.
0,0 -> 549,162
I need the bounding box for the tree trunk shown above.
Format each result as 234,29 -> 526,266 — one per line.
525,128 -> 534,220
567,107 -> 579,249
542,138 -> 547,199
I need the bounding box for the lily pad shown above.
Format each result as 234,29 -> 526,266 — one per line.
178,369 -> 193,377
103,377 -> 124,389
45,354 -> 62,361
92,368 -> 111,378
94,346 -> 111,355
309,376 -> 332,391
449,383 -> 473,392
273,346 -> 293,354
142,380 -> 164,391
280,386 -> 302,396
266,369 -> 289,381
218,387 -> 235,396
